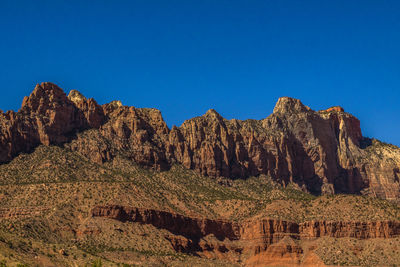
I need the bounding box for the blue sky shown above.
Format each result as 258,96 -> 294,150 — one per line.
0,0 -> 399,145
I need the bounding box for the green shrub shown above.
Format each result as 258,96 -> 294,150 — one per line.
91,259 -> 103,267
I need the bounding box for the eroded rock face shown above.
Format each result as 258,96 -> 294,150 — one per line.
90,205 -> 400,266
91,205 -> 241,241
300,220 -> 400,239
245,237 -> 305,267
1,83 -> 400,199
1,83 -> 79,162
0,83 -> 108,163
67,89 -> 105,128
67,105 -> 170,168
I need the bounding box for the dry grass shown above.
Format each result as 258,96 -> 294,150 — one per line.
0,145 -> 398,266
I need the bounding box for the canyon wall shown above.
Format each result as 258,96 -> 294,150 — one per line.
0,82 -> 399,199
91,205 -> 400,266
91,205 -> 400,242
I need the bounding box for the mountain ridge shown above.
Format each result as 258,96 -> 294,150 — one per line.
0,82 -> 399,200
0,83 -> 399,266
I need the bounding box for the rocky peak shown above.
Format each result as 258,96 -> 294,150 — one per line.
204,109 -> 224,121
20,82 -> 70,114
273,97 -> 311,115
68,89 -> 87,104
324,106 -> 345,113
109,100 -> 123,108
1,82 -> 399,200
103,100 -> 123,115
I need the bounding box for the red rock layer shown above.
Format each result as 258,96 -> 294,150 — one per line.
240,219 -> 300,254
300,220 -> 400,239
91,205 -> 400,266
90,205 -> 400,243
245,237 -> 304,267
1,83 -> 400,199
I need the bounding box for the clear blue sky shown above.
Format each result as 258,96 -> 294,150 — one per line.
1,1 -> 399,145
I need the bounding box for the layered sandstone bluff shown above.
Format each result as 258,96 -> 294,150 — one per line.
91,205 -> 400,266
0,82 -> 399,199
91,205 -> 400,243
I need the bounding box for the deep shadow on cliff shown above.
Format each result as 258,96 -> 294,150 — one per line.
0,82 -> 399,200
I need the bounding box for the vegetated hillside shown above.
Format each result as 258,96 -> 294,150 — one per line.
0,83 -> 399,266
0,145 -> 399,266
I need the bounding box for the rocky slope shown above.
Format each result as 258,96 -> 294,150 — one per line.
90,205 -> 400,266
0,82 -> 399,200
0,144 -> 399,266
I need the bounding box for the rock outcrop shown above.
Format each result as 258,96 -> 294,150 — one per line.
0,82 -> 103,162
91,205 -> 400,266
91,205 -> 241,241
0,207 -> 48,219
300,220 -> 400,239
1,83 -> 400,199
245,237 -> 305,267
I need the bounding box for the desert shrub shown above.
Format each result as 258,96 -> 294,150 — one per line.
91,259 -> 103,267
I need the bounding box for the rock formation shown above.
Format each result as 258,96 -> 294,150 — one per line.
300,220 -> 400,239
91,205 -> 241,241
0,207 -> 49,219
91,205 -> 400,266
0,83 -> 399,199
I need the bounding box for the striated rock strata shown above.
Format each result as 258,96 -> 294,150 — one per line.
0,82 -> 400,199
91,205 -> 400,266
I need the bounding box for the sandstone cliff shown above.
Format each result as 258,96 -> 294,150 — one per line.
91,205 -> 400,266
1,82 -> 399,199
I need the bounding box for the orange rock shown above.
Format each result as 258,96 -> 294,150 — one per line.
91,205 -> 400,266
325,106 -> 345,113
0,83 -> 399,200
245,237 -> 303,267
